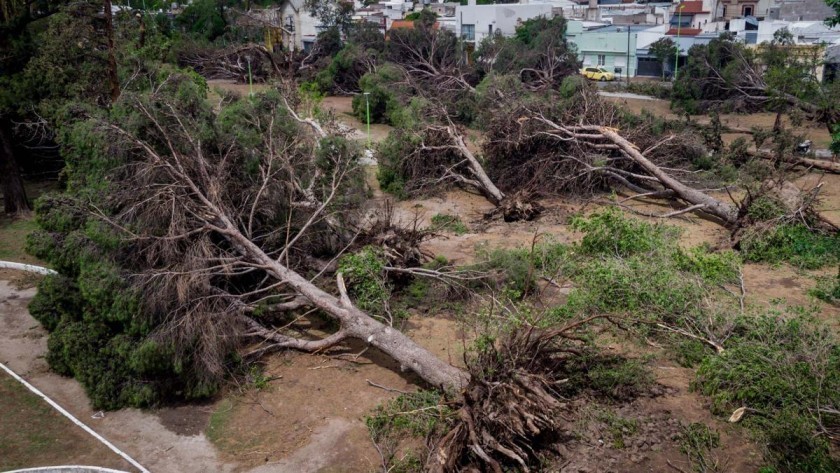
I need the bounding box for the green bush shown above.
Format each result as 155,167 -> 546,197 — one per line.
430,214 -> 468,235
570,208 -> 678,257
809,269 -> 840,304
740,224 -> 840,269
338,246 -> 390,313
352,65 -> 404,125
694,313 -> 840,472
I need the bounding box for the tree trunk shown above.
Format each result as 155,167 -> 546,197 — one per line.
216,214 -> 471,392
0,120 -> 31,216
597,127 -> 740,225
446,126 -> 506,206
103,0 -> 120,103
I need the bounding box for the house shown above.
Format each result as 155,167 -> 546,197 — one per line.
668,1 -> 719,32
454,0 -> 555,45
566,21 -> 658,78
276,0 -> 321,51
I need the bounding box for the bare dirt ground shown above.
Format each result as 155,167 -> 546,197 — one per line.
603,95 -> 834,149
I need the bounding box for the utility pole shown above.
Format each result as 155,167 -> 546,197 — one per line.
674,3 -> 685,80
626,26 -> 631,85
364,92 -> 371,149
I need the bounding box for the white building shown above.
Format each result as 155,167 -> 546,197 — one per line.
277,0 -> 321,51
454,0 -> 555,44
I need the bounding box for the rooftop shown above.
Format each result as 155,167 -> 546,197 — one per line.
666,27 -> 702,35
675,1 -> 709,14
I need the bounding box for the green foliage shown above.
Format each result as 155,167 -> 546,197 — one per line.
587,359 -> 653,401
570,208 -> 677,257
624,81 -> 673,99
740,224 -> 840,269
694,313 -> 840,472
809,268 -> 840,305
830,123 -> 840,155
366,390 -> 453,471
176,0 -> 226,41
648,37 -> 678,79
475,238 -> 570,298
674,246 -> 741,285
338,246 -> 390,313
352,65 -> 403,125
430,214 -> 468,235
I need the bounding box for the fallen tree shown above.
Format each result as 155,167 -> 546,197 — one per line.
377,101 -> 542,221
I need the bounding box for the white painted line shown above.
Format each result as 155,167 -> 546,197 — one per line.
0,261 -> 56,275
0,362 -> 150,473
7,466 -> 131,473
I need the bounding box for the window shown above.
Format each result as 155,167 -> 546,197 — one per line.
461,24 -> 475,41
742,5 -> 753,16
597,54 -> 606,66
488,24 -> 493,35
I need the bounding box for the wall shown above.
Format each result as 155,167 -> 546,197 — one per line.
454,3 -> 554,44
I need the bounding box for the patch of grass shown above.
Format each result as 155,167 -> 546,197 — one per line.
596,409 -> 639,449
0,373 -> 119,469
430,213 -> 468,235
740,224 -> 840,269
677,422 -> 722,473
694,312 -> 840,472
366,391 -> 454,471
0,217 -> 39,261
809,268 -> 840,305
206,398 -> 235,446
586,358 -> 654,401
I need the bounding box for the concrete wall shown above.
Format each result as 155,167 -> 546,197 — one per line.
454,3 -> 554,44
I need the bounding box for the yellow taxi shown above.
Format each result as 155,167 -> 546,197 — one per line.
580,67 -> 616,81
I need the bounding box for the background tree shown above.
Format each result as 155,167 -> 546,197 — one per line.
648,37 -> 677,80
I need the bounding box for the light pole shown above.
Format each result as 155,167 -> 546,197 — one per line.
364,92 -> 371,149
674,3 -> 685,80
246,55 -> 253,97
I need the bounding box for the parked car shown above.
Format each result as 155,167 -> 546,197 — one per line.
580,67 -> 615,82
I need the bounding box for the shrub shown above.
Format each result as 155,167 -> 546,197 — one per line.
352,65 -> 404,125
570,208 -> 678,257
338,246 -> 390,313
740,224 -> 840,269
694,313 -> 840,472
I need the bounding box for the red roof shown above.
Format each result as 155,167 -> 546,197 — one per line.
666,27 -> 702,35
675,1 -> 709,13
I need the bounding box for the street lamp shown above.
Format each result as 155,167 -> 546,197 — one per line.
364,92 -> 371,149
245,55 -> 253,97
674,3 -> 686,80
